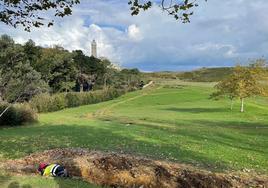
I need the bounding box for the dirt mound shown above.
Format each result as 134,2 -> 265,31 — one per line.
1,148 -> 267,188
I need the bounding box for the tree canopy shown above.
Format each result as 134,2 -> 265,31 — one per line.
0,35 -> 47,102
0,34 -> 143,102
0,0 -> 202,31
211,59 -> 267,112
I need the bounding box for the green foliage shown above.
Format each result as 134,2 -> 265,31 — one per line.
0,35 -> 48,102
23,39 -> 42,65
30,93 -> 67,113
145,68 -> 234,82
111,68 -> 142,89
2,62 -> 48,102
0,0 -> 80,31
128,0 -> 202,23
145,71 -> 178,80
72,51 -> 108,91
0,35 -> 142,98
65,92 -> 82,107
53,93 -> 68,110
72,51 -> 143,91
179,67 -> 234,82
0,103 -> 37,126
36,47 -> 77,93
30,88 -> 127,113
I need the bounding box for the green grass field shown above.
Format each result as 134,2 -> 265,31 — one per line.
1,80 -> 268,187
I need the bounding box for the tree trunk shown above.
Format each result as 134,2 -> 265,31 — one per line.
240,98 -> 244,113
80,84 -> 83,93
104,75 -> 107,89
0,95 -> 21,118
230,99 -> 234,111
0,104 -> 12,118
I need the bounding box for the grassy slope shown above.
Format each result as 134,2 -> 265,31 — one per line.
0,80 -> 267,186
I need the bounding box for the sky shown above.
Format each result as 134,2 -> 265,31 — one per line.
1,0 -> 268,71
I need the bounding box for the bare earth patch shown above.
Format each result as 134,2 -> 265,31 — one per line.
1,148 -> 267,188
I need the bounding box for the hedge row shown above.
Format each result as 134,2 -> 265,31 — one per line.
0,103 -> 37,126
30,88 -> 128,113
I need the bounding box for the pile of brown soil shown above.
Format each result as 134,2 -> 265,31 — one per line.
1,148 -> 267,188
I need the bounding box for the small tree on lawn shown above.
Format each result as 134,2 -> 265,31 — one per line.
210,76 -> 237,110
211,59 -> 267,112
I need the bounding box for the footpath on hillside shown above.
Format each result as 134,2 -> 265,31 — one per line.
1,148 -> 267,188
93,81 -> 156,118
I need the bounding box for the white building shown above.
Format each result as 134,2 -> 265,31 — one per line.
91,40 -> 97,58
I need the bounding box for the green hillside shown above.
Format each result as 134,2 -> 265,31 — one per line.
0,80 -> 267,174
145,67 -> 234,82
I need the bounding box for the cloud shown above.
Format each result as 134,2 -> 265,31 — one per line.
0,16 -> 121,63
0,0 -> 268,71
127,24 -> 143,41
193,43 -> 238,58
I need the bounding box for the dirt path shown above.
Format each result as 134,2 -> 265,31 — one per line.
93,85 -> 158,118
1,148 -> 267,188
143,81 -> 154,89
93,94 -> 147,117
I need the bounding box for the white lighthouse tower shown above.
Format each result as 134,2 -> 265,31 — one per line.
91,39 -> 97,58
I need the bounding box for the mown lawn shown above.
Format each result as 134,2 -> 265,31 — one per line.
0,80 -> 267,185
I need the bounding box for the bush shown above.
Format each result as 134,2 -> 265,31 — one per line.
30,93 -> 67,113
0,103 -> 37,126
30,88 -> 128,113
65,92 -> 83,107
53,93 -> 67,111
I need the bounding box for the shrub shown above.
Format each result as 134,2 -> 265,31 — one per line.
30,93 -> 50,113
30,88 -> 128,113
30,93 -> 67,113
0,103 -> 37,126
65,92 -> 83,107
52,93 -> 67,111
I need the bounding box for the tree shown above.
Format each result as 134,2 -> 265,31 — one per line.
0,34 -> 14,48
37,47 -> 77,93
211,60 -> 267,112
0,62 -> 47,118
116,68 -> 141,89
73,51 -> 111,90
0,36 -> 47,117
1,35 -> 143,98
99,58 -> 114,89
0,0 -> 202,31
23,39 -> 42,67
0,62 -> 47,102
210,76 -> 237,110
0,36 -> 47,102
